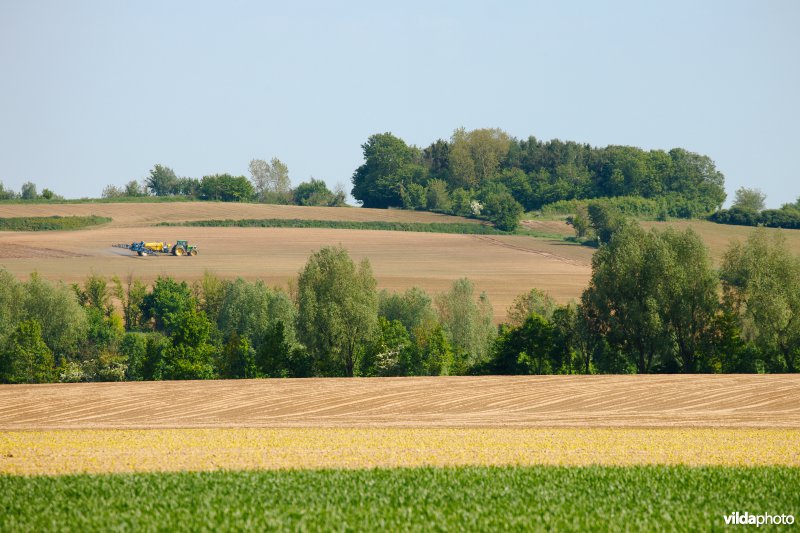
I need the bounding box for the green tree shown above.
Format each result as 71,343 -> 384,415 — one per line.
119,332 -> 148,380
162,307 -> 216,380
199,174 -> 254,202
378,287 -> 438,338
142,277 -> 195,334
448,128 -> 511,190
102,185 -> 124,199
732,187 -> 766,212
194,271 -> 227,326
425,179 -> 451,212
582,223 -> 670,373
0,181 -> 18,200
435,278 -> 495,371
219,333 -> 256,379
145,164 -> 179,196
582,223 -> 720,373
294,178 -> 344,206
656,228 -> 719,372
20,181 -> 37,200
296,246 -> 379,376
482,191 -> 523,231
351,133 -> 426,208
112,275 -> 148,331
720,228 -> 800,372
361,318 -> 412,376
1,320 -> 55,384
401,183 -> 426,210
0,270 -> 26,344
125,180 -> 146,197
506,288 -> 557,327
485,313 -> 556,375
22,274 -> 87,363
587,202 -> 626,245
217,278 -> 296,352
569,204 -> 592,239
250,157 -> 291,201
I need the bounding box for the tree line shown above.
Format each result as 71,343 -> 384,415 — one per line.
709,187 -> 800,229
350,129 -> 728,228
2,224 -> 798,384
101,161 -> 347,207
0,181 -> 61,201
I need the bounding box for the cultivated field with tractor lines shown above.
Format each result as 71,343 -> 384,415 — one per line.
1,375 -> 799,475
3,202 -> 800,321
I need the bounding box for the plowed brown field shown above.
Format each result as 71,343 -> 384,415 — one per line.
2,375 -> 798,430
0,203 -> 593,319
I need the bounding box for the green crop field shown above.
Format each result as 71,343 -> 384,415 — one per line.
0,215 -> 111,231
1,466 -> 798,531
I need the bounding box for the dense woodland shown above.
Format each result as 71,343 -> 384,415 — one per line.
2,221 -> 798,384
350,129 -> 727,225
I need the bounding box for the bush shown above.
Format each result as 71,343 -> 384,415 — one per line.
483,191 -> 523,231
709,207 -> 800,229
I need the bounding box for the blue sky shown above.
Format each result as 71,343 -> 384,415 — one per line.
1,0 -> 798,206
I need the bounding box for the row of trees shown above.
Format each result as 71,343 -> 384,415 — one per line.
0,249 -> 495,383
102,161 -> 347,207
709,187 -> 800,229
351,129 -> 727,220
0,181 -> 61,201
2,226 -> 798,384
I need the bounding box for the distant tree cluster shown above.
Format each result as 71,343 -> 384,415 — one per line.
3,223 -> 797,384
351,129 -> 727,230
709,190 -> 800,229
101,161 -> 346,207
0,181 -> 61,201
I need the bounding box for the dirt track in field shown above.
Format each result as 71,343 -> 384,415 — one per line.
0,203 -> 593,319
2,375 -> 798,430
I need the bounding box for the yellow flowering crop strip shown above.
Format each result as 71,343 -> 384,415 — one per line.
1,428 -> 798,476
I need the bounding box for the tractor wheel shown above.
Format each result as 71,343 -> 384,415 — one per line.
189,249 -> 197,256
174,246 -> 185,256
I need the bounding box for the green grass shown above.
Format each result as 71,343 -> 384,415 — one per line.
158,217 -> 509,235
1,466 -> 797,531
0,215 -> 112,231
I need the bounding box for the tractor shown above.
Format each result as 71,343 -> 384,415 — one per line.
171,240 -> 198,256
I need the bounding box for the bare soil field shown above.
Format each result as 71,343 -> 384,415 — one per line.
3,203 -> 800,319
0,202 -> 482,228
0,204 -> 593,319
2,375 -> 798,430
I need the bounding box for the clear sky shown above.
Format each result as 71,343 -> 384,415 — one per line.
1,0 -> 798,207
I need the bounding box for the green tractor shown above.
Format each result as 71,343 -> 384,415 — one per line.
171,240 -> 199,256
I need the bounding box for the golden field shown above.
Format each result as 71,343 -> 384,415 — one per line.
1,427 -> 798,475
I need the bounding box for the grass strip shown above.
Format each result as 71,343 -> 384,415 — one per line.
0,215 -> 111,231
1,466 -> 797,531
158,217 -> 506,234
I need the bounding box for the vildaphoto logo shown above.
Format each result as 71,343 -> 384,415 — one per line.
723,512 -> 795,527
